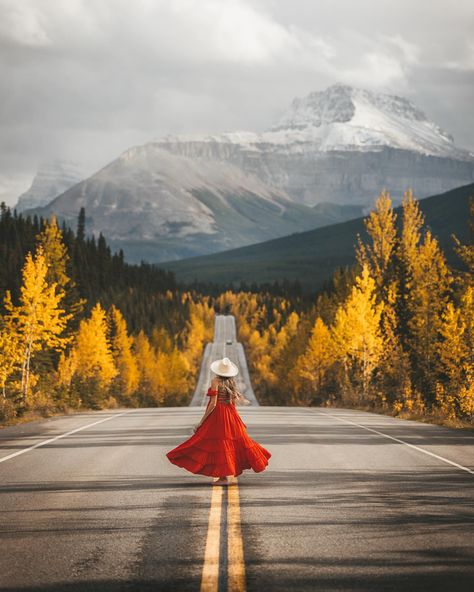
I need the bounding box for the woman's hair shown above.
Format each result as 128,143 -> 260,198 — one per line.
216,375 -> 245,404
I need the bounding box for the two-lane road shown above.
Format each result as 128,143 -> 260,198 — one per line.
1,406 -> 473,591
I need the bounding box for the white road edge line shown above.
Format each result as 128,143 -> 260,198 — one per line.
0,410 -> 136,465
317,410 -> 474,476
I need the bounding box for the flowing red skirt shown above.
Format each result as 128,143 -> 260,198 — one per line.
166,401 -> 271,477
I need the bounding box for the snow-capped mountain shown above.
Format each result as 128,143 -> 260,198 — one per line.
26,85 -> 474,262
150,84 -> 473,207
31,144 -> 361,263
271,84 -> 466,159
15,160 -> 88,212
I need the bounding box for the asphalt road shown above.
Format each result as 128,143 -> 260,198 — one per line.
1,406 -> 473,591
190,314 -> 258,406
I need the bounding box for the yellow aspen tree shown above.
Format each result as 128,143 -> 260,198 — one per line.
356,190 -> 398,288
294,317 -> 334,404
108,305 -> 139,401
36,215 -> 85,326
354,190 -> 409,402
452,197 -> 474,286
406,230 -> 452,394
331,264 -> 385,401
0,317 -> 22,398
160,348 -> 191,404
4,247 -> 72,399
36,215 -> 70,289
437,286 -> 474,419
73,303 -> 117,390
400,188 -> 425,269
134,330 -> 160,404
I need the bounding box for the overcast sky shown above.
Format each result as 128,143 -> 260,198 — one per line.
1,0 -> 473,205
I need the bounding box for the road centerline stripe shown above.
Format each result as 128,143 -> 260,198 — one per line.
200,477 -> 246,592
228,476 -> 246,592
201,485 -> 224,592
317,410 -> 474,475
0,409 -> 136,465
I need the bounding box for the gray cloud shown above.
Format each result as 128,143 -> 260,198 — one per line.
0,0 -> 473,205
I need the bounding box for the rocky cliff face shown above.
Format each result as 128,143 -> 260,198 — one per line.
15,160 -> 88,211
32,144 -> 361,263
152,84 -> 474,206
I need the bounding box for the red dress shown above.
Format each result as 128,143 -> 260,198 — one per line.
166,386 -> 271,477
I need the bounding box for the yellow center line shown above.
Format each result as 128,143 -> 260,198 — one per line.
201,485 -> 223,592
228,476 -> 246,592
200,477 -> 247,592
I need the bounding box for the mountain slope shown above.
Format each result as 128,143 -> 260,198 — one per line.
25,85 -> 474,263
15,160 -> 88,212
30,144 -> 363,263
158,183 -> 474,294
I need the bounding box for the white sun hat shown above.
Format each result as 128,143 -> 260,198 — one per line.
210,357 -> 239,377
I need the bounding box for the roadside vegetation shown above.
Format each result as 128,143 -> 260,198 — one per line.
220,191 -> 473,428
0,191 -> 472,428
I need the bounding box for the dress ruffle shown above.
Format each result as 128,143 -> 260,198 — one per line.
166,400 -> 271,477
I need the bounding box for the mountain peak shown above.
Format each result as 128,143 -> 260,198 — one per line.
270,84 -> 460,156
273,84 -> 430,131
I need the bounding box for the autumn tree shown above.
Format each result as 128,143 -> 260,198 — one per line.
0,316 -> 22,398
294,317 -> 334,404
36,214 -> 85,328
4,247 -> 72,402
356,190 -> 398,289
108,305 -> 139,403
331,264 -> 385,402
436,286 -> 474,419
60,302 -> 117,408
356,190 -> 410,402
134,330 -> 161,405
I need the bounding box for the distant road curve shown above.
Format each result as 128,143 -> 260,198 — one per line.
189,314 -> 259,407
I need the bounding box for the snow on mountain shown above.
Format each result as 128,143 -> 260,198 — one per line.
15,160 -> 88,212
154,84 -> 471,160
271,84 -> 466,158
25,84 -> 474,262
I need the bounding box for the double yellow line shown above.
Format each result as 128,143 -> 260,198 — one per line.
200,476 -> 246,592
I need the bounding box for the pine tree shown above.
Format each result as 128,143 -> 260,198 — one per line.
77,207 -> 86,243
4,247 -> 72,400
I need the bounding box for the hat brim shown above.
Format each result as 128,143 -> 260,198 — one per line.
210,359 -> 239,377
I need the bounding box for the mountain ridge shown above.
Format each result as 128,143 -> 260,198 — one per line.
157,183 -> 474,294
23,84 -> 474,263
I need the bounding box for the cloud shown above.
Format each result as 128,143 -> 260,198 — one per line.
0,0 -> 472,205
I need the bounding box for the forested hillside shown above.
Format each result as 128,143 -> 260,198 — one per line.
0,191 -> 472,428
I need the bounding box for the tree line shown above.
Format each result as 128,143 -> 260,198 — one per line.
0,191 -> 472,426
221,191 -> 473,425
0,205 -> 214,420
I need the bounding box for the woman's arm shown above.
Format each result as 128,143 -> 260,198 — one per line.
194,377 -> 219,431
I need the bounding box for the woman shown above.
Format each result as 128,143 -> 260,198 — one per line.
166,357 -> 271,485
